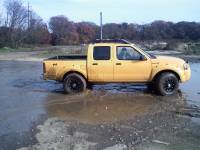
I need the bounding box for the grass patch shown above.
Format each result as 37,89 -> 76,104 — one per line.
0,47 -> 34,52
0,47 -> 17,52
185,43 -> 200,54
189,43 -> 200,54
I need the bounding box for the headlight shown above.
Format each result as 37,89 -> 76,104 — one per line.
183,63 -> 189,70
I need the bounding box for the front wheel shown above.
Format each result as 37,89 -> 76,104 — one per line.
155,72 -> 179,96
63,73 -> 87,94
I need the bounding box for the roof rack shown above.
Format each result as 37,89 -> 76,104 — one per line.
93,39 -> 132,44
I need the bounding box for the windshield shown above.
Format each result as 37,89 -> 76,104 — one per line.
143,50 -> 157,59
131,44 -> 157,59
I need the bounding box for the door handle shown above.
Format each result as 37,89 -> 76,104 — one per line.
92,63 -> 98,66
116,63 -> 122,65
53,63 -> 57,66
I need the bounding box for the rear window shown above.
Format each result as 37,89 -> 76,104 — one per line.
93,46 -> 110,60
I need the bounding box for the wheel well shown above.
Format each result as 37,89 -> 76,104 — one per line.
153,70 -> 180,82
62,71 -> 87,82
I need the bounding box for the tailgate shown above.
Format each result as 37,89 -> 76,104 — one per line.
43,60 -> 58,80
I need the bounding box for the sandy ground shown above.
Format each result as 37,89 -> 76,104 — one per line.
0,51 -> 45,61
0,51 -> 200,150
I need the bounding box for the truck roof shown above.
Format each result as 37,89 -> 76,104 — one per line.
92,39 -> 132,44
91,43 -> 134,47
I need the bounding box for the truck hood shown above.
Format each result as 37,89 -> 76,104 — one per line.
151,55 -> 186,65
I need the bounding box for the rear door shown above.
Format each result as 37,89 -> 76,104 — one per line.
88,46 -> 114,82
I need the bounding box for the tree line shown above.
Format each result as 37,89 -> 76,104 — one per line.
0,0 -> 200,48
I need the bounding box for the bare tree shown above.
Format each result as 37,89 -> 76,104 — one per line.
5,0 -> 27,29
25,12 -> 51,44
4,0 -> 27,47
0,10 -> 2,26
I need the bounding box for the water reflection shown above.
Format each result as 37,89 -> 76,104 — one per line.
45,84 -> 185,124
181,63 -> 200,107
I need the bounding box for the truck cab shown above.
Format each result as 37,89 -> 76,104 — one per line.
43,39 -> 191,96
87,43 -> 152,82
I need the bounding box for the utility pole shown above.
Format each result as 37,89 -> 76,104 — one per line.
30,8 -> 32,23
5,11 -> 8,27
28,2 -> 30,29
100,12 -> 103,40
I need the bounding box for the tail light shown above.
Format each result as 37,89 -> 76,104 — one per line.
43,62 -> 46,73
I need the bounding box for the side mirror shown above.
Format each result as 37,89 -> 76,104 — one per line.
140,55 -> 147,61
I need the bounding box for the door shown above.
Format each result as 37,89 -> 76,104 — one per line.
88,46 -> 114,82
114,46 -> 152,82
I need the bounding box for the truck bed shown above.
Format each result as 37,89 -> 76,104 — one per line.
47,55 -> 87,60
43,55 -> 87,81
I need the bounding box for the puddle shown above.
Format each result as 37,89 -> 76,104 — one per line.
45,92 -> 158,124
181,63 -> 200,107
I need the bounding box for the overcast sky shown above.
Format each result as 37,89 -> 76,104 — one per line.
1,0 -> 200,24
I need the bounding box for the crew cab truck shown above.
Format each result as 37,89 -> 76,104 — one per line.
43,39 -> 191,96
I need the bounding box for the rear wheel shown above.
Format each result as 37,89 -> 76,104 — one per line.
63,73 -> 87,94
155,72 -> 179,96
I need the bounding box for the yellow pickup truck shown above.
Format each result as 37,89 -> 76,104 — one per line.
43,39 -> 191,95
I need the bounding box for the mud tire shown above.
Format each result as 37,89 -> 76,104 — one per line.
155,72 -> 179,96
63,73 -> 87,94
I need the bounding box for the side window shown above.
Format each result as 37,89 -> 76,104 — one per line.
117,46 -> 142,60
93,46 -> 110,60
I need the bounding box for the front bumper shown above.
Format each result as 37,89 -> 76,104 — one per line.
180,67 -> 191,83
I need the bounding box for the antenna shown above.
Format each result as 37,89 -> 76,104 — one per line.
100,12 -> 103,40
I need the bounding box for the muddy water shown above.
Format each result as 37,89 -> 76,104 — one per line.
181,63 -> 200,107
45,88 -> 184,124
46,92 -> 156,124
0,60 -> 200,150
